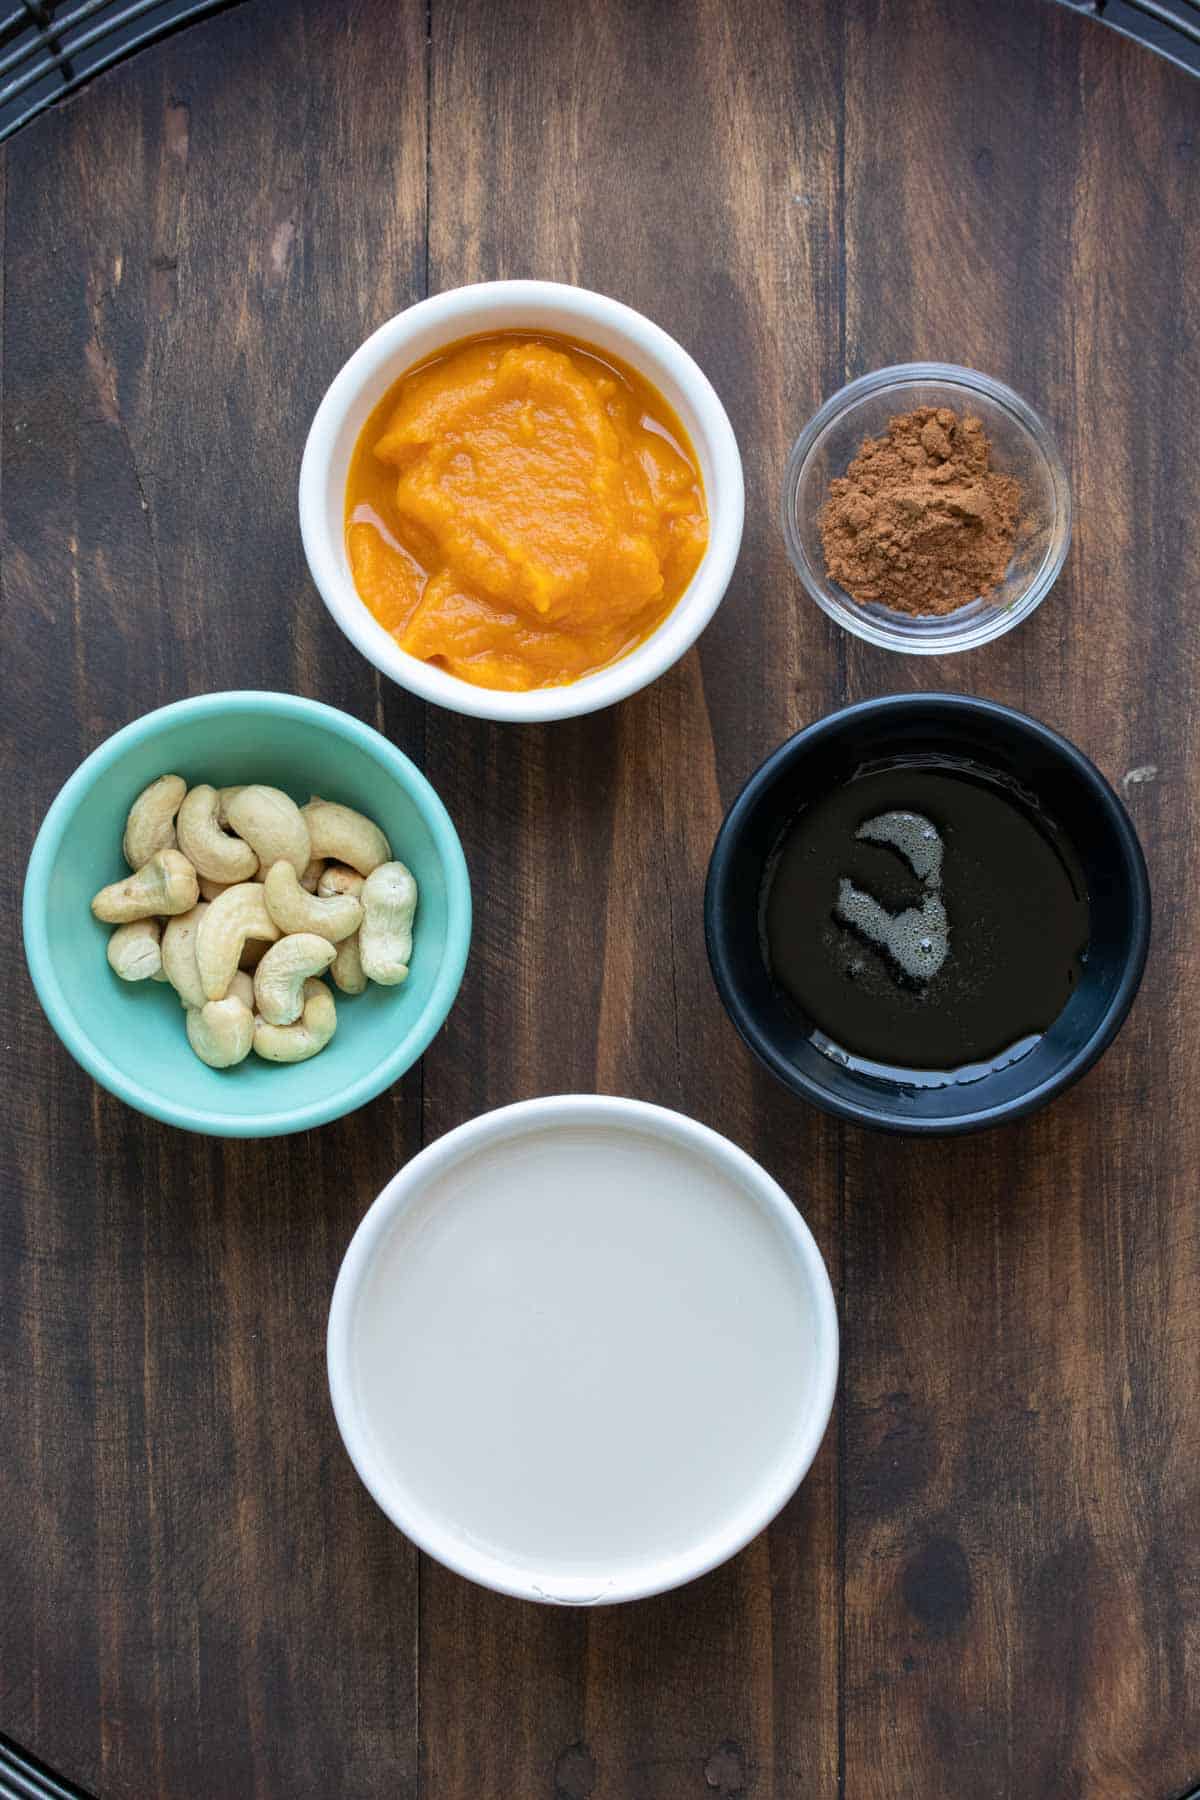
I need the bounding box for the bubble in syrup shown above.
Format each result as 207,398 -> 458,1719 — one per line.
856,810 -> 943,885
835,880 -> 949,982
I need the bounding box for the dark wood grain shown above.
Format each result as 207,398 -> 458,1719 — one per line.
0,0 -> 1197,1796
0,4 -> 430,1796
836,8 -> 1200,1797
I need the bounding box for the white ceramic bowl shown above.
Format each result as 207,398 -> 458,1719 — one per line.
299,281 -> 745,723
327,1095 -> 838,1604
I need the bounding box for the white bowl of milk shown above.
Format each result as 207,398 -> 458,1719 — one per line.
327,1095 -> 838,1604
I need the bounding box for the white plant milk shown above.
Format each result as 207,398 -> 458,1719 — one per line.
350,1121 -> 821,1591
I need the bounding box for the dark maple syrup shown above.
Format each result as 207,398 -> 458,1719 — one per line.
762,760 -> 1090,1083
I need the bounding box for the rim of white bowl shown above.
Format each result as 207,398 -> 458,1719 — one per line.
327,1094 -> 839,1604
299,281 -> 745,723
21,690 -> 472,1138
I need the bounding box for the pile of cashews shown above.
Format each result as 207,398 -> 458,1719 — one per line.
90,774 -> 418,1069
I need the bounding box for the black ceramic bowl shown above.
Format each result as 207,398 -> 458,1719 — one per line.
705,695 -> 1151,1135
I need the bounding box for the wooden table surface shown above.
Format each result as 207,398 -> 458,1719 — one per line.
2,1 -> 1198,1795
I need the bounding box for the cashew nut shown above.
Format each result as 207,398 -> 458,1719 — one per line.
319,870 -> 369,993
94,775 -> 407,1075
186,996 -> 255,1069
195,882 -> 280,1001
216,786 -> 244,826
206,870 -> 268,894
92,848 -> 199,924
359,861 -> 418,985
161,903 -> 209,1008
226,969 -> 256,1009
176,784 -> 259,883
317,864 -> 365,900
200,869 -> 270,903
106,919 -> 163,981
122,773 -> 186,870
262,860 -> 363,943
330,932 -> 368,996
224,786 -> 311,879
253,932 -> 336,1025
253,977 -> 337,1062
302,798 -> 391,875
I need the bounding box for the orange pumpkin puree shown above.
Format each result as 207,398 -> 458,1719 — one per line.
345,332 -> 709,692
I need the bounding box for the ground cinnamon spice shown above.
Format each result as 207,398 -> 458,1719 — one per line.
818,407 -> 1021,616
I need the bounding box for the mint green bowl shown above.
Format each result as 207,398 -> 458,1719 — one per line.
22,692 -> 471,1137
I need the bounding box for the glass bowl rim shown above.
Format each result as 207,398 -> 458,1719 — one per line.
780,362 -> 1072,656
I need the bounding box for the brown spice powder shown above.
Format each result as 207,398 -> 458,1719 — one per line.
818,407 -> 1021,617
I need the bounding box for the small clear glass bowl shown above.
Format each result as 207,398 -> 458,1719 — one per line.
781,363 -> 1071,655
